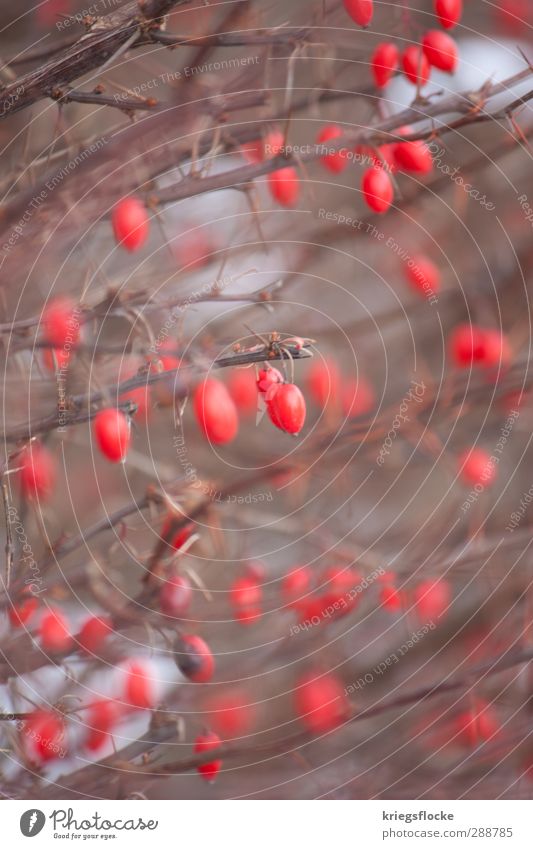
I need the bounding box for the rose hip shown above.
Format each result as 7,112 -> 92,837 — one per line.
93,408 -> 131,463
194,378 -> 239,445
112,197 -> 149,252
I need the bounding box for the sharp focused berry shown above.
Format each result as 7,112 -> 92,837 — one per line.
422,30 -> 459,73
267,383 -> 306,434
393,140 -> 433,174
257,365 -> 283,395
93,408 -> 131,462
194,378 -> 239,445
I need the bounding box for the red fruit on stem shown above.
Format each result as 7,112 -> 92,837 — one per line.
402,46 -> 431,87
458,448 -> 497,487
422,30 -> 459,73
94,408 -> 131,463
257,365 -> 283,395
479,329 -> 511,370
321,565 -> 361,615
23,710 -> 65,762
268,167 -> 300,206
307,358 -> 341,409
194,378 -> 239,445
267,383 -> 306,434
317,125 -> 349,174
174,634 -> 215,683
435,0 -> 463,30
295,672 -> 348,733
122,660 -> 156,709
194,732 -> 223,782
227,368 -> 258,415
112,197 -> 149,252
449,323 -> 486,367
393,140 -> 433,174
40,608 -> 73,653
372,42 -> 400,87
362,166 -> 394,213
342,376 -> 376,418
160,575 -> 193,617
85,700 -> 120,752
8,594 -> 39,628
405,255 -> 441,297
78,615 -> 112,654
343,0 -> 373,27
43,297 -> 80,349
19,442 -> 56,501
414,578 -> 451,621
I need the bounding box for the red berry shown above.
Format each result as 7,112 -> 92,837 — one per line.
454,700 -> 499,747
93,408 -> 131,463
449,323 -> 487,367
257,365 -> 283,395
307,358 -> 341,409
422,30 -> 459,73
458,448 -> 497,487
263,129 -> 285,158
402,46 -> 431,87
393,140 -> 433,174
380,583 -> 402,612
42,297 -> 80,349
235,607 -> 262,626
342,376 -> 375,418
227,368 -> 258,415
317,125 -> 349,174
23,710 -> 65,762
160,575 -> 193,617
206,690 -> 255,738
194,732 -> 223,782
362,166 -> 394,213
405,255 -> 441,297
174,634 -> 214,682
320,565 -> 361,615
495,0 -> 531,35
294,672 -> 348,733
414,578 -> 451,621
40,607 -> 73,653
372,42 -> 400,87
268,167 -> 300,206
174,229 -> 213,271
241,139 -> 263,163
230,576 -> 261,609
112,197 -> 149,252
435,0 -> 462,30
8,594 -> 39,628
267,383 -> 306,435
193,378 -> 239,445
343,0 -> 373,27
85,699 -> 120,752
122,660 -> 156,709
19,442 -> 56,501
282,566 -> 311,605
78,615 -> 112,655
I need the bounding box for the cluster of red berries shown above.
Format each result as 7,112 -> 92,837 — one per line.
343,0 -> 463,37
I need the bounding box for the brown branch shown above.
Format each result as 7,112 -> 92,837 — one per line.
0,0 -> 190,120
150,26 -> 311,48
